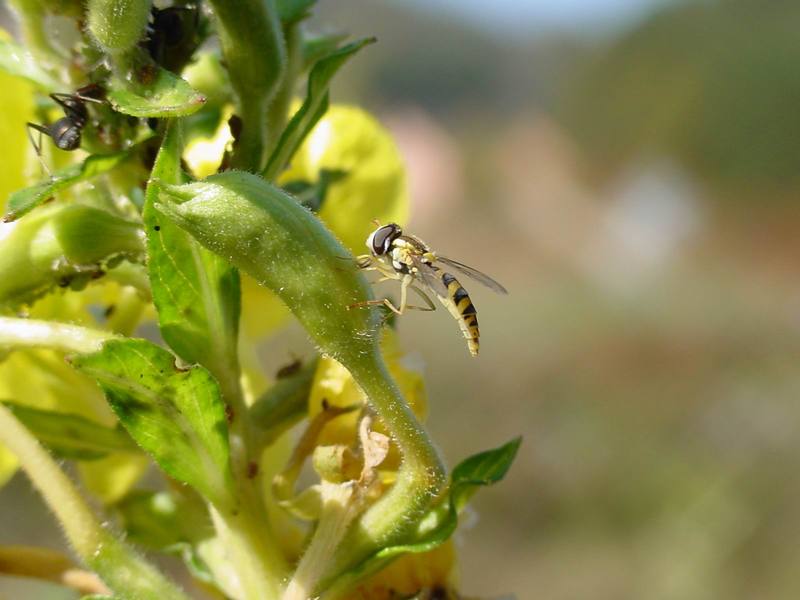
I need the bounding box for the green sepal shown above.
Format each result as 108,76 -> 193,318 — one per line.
108,56 -> 206,118
71,338 -> 235,508
143,121 -> 241,384
262,37 -> 375,180
282,168 -> 347,212
0,37 -> 60,89
1,401 -> 137,460
324,437 -> 522,595
277,0 -> 316,24
3,151 -> 131,222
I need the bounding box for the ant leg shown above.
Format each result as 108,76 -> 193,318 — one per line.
26,123 -> 52,177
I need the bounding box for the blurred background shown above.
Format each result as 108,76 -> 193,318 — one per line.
4,0 -> 800,598
312,0 -> 800,598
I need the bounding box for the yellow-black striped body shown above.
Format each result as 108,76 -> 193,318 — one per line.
364,222 -> 506,357
437,269 -> 480,356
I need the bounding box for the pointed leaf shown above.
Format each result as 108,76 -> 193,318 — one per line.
325,437 -> 522,594
277,0 -> 316,24
3,151 -> 131,222
108,67 -> 206,118
143,121 -> 241,382
71,338 -> 234,507
262,37 -> 375,180
1,401 -> 137,460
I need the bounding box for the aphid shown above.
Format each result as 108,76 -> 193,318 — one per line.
353,222 -> 508,356
26,84 -> 105,174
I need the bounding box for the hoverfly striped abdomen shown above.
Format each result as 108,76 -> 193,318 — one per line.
440,271 -> 480,356
357,222 -> 506,357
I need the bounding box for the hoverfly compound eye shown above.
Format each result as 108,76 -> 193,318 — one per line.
368,224 -> 401,255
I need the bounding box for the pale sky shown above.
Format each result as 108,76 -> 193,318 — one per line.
400,0 -> 675,37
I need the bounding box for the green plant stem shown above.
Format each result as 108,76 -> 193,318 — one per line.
283,482 -> 358,600
0,403 -> 189,600
213,368 -> 291,597
264,22 -> 301,169
0,317 -> 114,354
210,495 -> 287,600
317,350 -> 446,590
207,0 -> 286,171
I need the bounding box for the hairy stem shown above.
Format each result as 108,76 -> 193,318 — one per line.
318,350 -> 446,590
0,403 -> 189,600
0,317 -> 114,354
207,0 -> 286,171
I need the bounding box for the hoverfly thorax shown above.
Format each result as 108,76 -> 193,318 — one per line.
367,223 -> 402,256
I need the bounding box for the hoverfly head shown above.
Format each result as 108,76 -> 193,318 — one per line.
367,223 -> 402,256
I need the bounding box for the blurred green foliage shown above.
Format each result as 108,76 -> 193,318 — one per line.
560,0 -> 800,197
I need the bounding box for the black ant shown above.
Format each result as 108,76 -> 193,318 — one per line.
26,83 -> 105,175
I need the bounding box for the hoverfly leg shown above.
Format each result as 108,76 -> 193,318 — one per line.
408,285 -> 436,312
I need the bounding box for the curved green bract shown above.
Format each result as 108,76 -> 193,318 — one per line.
154,171 -> 380,364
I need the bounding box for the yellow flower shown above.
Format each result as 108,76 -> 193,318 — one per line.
308,328 -> 427,470
345,540 -> 458,600
281,104 -> 409,255
0,30 -> 35,214
244,104 -> 410,341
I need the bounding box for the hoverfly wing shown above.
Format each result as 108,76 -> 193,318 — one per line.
435,256 -> 508,294
409,255 -> 449,297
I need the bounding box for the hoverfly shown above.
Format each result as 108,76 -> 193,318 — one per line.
352,222 -> 507,356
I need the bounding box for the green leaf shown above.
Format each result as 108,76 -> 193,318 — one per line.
1,401 -> 137,460
301,32 -> 349,71
248,356 -> 319,449
282,169 -> 347,212
3,151 -> 131,222
143,121 -> 241,386
277,0 -> 316,24
115,489 -> 212,550
108,65 -> 206,118
71,338 -> 235,507
262,37 -> 375,180
325,437 -> 522,595
0,37 -> 60,89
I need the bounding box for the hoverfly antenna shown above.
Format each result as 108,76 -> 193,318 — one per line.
371,218 -> 381,227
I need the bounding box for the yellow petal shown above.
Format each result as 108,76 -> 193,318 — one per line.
345,539 -> 458,600
280,104 -> 409,254
0,30 -> 35,213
